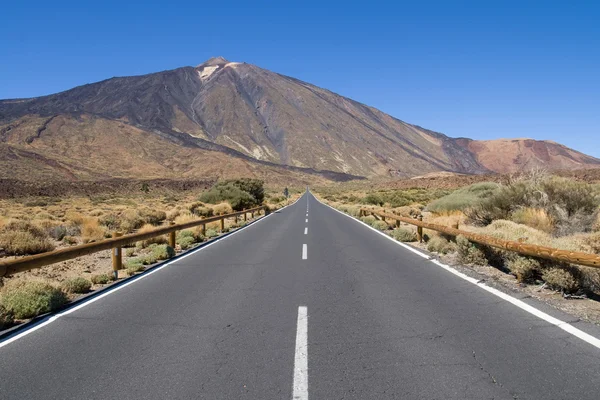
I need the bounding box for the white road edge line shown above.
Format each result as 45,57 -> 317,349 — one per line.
302,244 -> 308,260
0,196 -> 304,350
304,227 -> 308,235
315,194 -> 600,350
292,306 -> 309,400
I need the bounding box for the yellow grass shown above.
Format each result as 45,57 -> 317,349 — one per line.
81,218 -> 107,243
510,208 -> 554,233
211,202 -> 233,215
137,223 -> 167,247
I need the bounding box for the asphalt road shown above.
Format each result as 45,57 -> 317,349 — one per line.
1,192 -> 600,399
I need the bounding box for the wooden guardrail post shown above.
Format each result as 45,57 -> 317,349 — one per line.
112,232 -> 123,280
244,211 -> 247,221
251,211 -> 255,218
395,220 -> 400,228
417,216 -> 423,243
168,222 -> 176,248
201,223 -> 206,236
220,217 -> 225,232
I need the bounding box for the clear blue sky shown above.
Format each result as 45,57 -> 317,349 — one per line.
1,0 -> 598,157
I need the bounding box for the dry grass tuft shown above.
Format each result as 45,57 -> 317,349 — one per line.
542,267 -> 579,293
61,277 -> 92,294
0,221 -> 55,255
212,202 -> 233,215
81,218 -> 107,243
510,208 -> 554,233
137,224 -> 167,248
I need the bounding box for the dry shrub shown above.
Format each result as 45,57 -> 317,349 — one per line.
206,221 -> 221,231
371,220 -> 389,231
61,277 -> 92,294
139,209 -> 167,226
166,208 -> 182,222
427,236 -> 456,254
0,281 -> 67,319
119,210 -> 144,233
506,256 -> 541,283
361,216 -> 376,225
391,228 -> 417,242
137,224 -> 167,248
0,304 -> 14,329
0,221 -> 55,255
456,235 -> 488,266
392,206 -> 422,218
64,211 -> 86,226
426,212 -> 464,228
510,208 -> 554,233
580,268 -> 600,293
81,218 -> 106,243
189,202 -> 214,217
91,274 -> 111,285
174,212 -> 197,225
584,232 -> 600,254
593,211 -> 600,232
212,202 -> 233,215
466,220 -> 590,253
542,267 -> 579,293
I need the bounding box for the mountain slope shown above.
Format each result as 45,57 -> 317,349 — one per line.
1,57 -> 598,180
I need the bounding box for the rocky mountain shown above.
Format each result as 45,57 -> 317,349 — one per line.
1,57 -> 598,182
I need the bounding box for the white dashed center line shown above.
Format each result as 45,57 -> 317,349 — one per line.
304,227 -> 308,235
292,306 -> 308,400
302,244 -> 307,260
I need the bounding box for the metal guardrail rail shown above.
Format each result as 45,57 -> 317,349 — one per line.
359,207 -> 600,269
0,206 -> 267,278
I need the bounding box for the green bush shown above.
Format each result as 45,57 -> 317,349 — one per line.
391,228 -> 417,242
150,244 -> 175,262
189,203 -> 214,217
427,236 -> 456,254
542,267 -> 579,293
177,230 -> 197,250
205,228 -> 219,238
91,274 -> 111,285
199,179 -> 264,211
363,193 -> 384,206
360,216 -> 376,225
61,277 -> 92,294
371,220 -> 389,231
427,182 -> 500,213
0,304 -> 14,329
126,262 -> 145,274
456,235 -> 488,265
1,281 -> 67,319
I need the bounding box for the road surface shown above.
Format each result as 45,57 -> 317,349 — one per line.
1,192 -> 600,399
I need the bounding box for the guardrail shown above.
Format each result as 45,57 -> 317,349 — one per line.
359,207 -> 600,269
0,206 -> 268,278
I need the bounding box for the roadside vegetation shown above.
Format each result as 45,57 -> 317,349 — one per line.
0,180 -> 298,327
316,170 -> 600,298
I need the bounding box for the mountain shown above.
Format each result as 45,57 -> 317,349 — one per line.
1,57 -> 598,182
